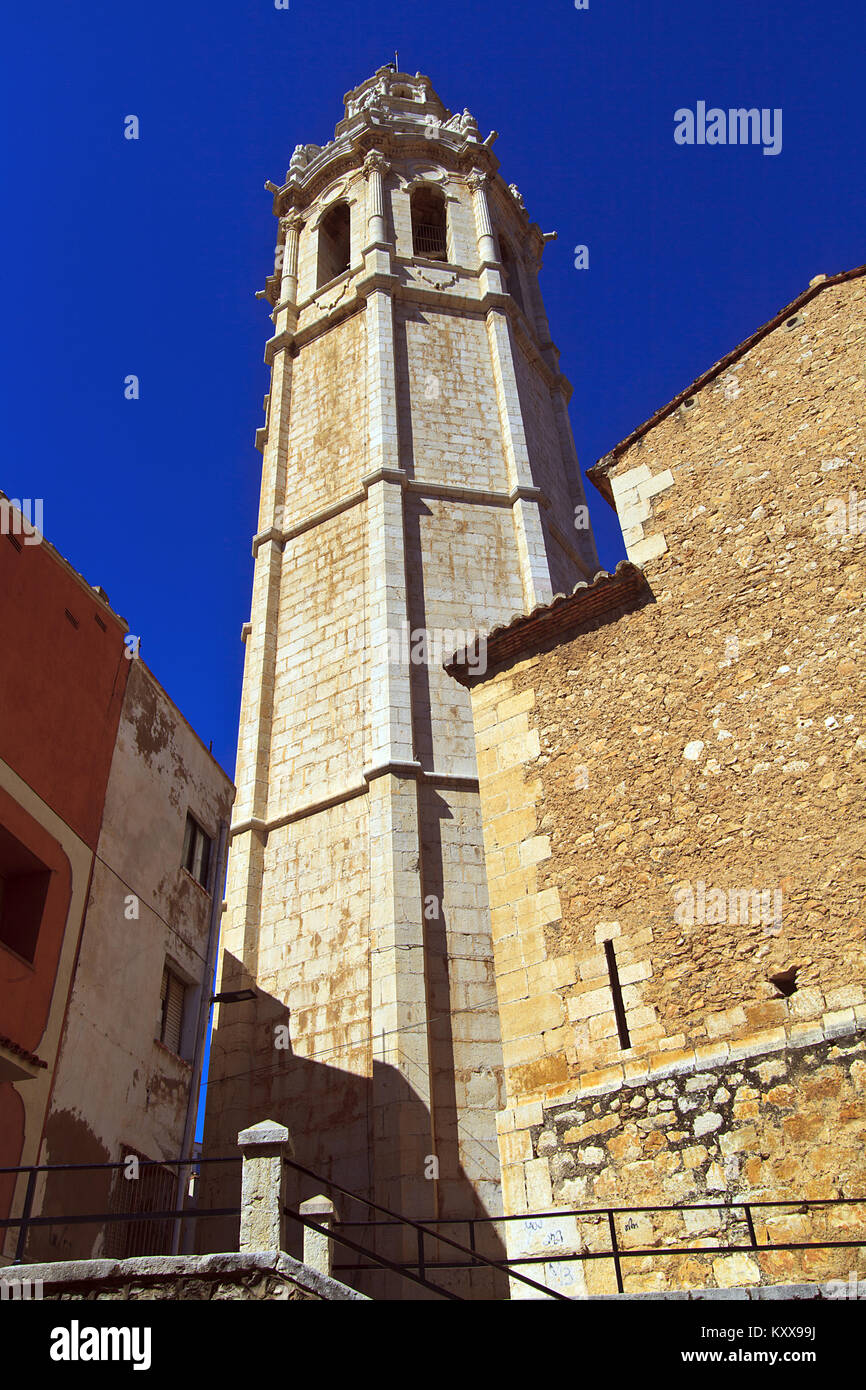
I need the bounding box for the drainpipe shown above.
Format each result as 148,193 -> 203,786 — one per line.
171,818 -> 230,1255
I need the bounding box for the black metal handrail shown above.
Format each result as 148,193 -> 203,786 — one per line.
279,1151 -> 568,1301
4,1154 -> 863,1300
1,1155 -> 241,1266
333,1195 -> 866,1293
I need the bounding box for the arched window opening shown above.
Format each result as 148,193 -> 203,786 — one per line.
317,202 -> 351,288
498,237 -> 526,315
411,185 -> 448,262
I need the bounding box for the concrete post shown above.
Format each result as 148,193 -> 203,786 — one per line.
237,1119 -> 293,1253
299,1194 -> 339,1276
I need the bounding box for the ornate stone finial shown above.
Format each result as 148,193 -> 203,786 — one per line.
508,183 -> 526,211
289,144 -> 308,171
460,109 -> 480,138
363,150 -> 390,179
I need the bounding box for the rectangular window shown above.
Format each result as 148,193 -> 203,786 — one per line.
105,1148 -> 178,1258
0,824 -> 51,963
159,965 -> 187,1056
182,813 -> 212,889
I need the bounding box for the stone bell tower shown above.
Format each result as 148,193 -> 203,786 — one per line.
202,66 -> 598,1290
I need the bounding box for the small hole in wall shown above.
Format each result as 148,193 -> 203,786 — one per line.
768,965 -> 799,997
681,397 -> 697,411
784,313 -> 805,332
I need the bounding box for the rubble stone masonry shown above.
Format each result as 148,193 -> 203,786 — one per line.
453,269 -> 866,1294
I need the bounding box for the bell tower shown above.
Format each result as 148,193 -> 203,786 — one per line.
202,66 -> 598,1293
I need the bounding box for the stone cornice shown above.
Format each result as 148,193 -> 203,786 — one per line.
270,126 -> 501,222
250,479 -> 563,560
231,766 -> 480,839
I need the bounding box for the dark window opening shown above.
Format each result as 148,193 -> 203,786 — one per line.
182,813 -> 212,889
105,1148 -> 178,1258
159,964 -> 187,1057
316,202 -> 351,287
0,824 -> 50,963
498,237 -> 526,314
603,939 -> 631,1050
411,185 -> 448,262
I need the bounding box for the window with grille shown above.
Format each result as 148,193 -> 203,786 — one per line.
159,965 -> 187,1057
411,184 -> 448,262
105,1148 -> 178,1258
182,813 -> 211,888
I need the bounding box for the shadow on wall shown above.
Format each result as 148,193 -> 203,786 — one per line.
200,958 -> 508,1300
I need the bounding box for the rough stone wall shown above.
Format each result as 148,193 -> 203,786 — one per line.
1,1252 -> 367,1301
46,1272 -> 318,1300
462,272 -> 866,1293
498,1027 -> 866,1297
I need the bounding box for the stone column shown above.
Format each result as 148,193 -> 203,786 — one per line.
238,1120 -> 293,1253
468,168 -> 499,266
299,1194 -> 339,1277
278,212 -> 303,305
363,150 -> 390,247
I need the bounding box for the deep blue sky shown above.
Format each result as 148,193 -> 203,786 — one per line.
3,0 -> 863,776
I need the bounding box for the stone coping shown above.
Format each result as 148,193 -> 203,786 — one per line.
500,1015 -> 866,1125
0,1251 -> 368,1302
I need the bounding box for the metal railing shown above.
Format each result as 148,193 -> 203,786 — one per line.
3,1153 -> 863,1299
333,1195 -> 866,1294
412,221 -> 448,259
278,1151 -> 566,1302
0,1155 -> 241,1266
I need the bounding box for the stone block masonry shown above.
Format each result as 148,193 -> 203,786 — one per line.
450,267 -> 866,1295
201,66 -> 598,1298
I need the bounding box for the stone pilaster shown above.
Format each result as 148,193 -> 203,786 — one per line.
363,274 -> 432,1224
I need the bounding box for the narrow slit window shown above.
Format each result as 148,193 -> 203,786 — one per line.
603,939 -> 631,1049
